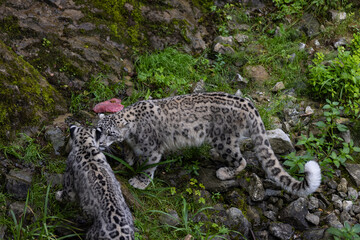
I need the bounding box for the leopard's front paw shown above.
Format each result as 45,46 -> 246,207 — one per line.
216,167 -> 234,180
129,174 -> 151,189
55,191 -> 63,202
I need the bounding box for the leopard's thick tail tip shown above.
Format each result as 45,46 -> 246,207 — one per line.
303,160 -> 321,196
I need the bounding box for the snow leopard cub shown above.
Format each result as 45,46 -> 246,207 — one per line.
56,125 -> 134,240
97,92 -> 321,197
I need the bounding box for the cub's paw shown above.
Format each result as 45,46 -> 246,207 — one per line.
55,191 -> 63,202
216,167 -> 234,180
129,175 -> 150,190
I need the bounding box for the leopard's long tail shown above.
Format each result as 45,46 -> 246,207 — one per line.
250,117 -> 321,197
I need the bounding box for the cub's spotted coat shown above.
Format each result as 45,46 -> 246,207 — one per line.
56,125 -> 134,240
98,92 -> 321,196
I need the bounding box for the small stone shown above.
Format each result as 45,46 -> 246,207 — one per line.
233,73 -> 248,84
308,196 -> 319,211
45,173 -> 63,187
226,207 -> 251,238
271,81 -> 285,93
345,164 -> 360,187
8,201 -> 32,224
306,212 -> 320,225
329,10 -> 347,22
339,192 -> 347,198
343,200 -> 353,212
299,42 -> 306,50
305,106 -> 314,115
45,126 -> 66,155
234,34 -> 249,44
337,178 -> 348,193
307,47 -> 315,55
264,211 -> 277,221
314,40 -> 321,48
244,65 -> 270,83
326,212 -> 343,228
246,206 -> 261,226
348,187 -> 358,201
302,228 -> 326,240
327,179 -> 338,189
248,173 -> 265,202
192,79 -> 206,93
269,222 -> 294,240
334,38 -> 348,49
235,89 -> 243,97
214,36 -> 234,45
255,230 -> 269,240
159,210 -> 180,226
266,129 -> 295,154
352,205 -> 360,214
340,211 -> 352,223
213,43 -> 235,54
334,200 -> 343,210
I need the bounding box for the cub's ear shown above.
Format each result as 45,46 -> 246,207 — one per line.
69,125 -> 77,139
95,127 -> 102,141
99,114 -> 105,119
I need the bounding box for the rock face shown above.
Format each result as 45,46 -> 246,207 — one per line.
6,169 -> 34,200
0,40 -> 66,141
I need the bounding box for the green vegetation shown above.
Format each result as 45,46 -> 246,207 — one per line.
308,33 -> 360,118
327,221 -> 360,240
272,0 -> 351,19
135,47 -> 207,98
284,100 -> 360,177
0,134 -> 45,164
70,73 -> 124,113
1,182 -> 82,240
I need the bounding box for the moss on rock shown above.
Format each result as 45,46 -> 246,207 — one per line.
0,40 -> 66,142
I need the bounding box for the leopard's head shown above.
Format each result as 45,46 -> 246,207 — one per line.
97,114 -> 130,149
68,125 -> 103,150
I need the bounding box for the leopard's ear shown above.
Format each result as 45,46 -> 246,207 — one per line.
69,125 -> 77,139
99,113 -> 105,119
95,127 -> 102,141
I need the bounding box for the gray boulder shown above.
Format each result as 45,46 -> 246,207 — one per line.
6,169 -> 33,200
267,129 -> 295,154
279,197 -> 309,230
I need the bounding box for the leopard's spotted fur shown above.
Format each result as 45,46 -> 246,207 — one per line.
97,92 -> 321,196
56,125 -> 134,240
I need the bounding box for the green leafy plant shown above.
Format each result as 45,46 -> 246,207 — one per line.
285,100 -> 360,177
185,178 -> 206,204
327,221 -> 360,240
308,33 -> 360,118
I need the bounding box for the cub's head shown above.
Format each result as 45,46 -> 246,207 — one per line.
97,114 -> 130,148
68,125 -> 103,149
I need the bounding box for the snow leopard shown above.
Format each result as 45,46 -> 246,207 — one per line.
97,92 -> 321,197
56,125 -> 135,240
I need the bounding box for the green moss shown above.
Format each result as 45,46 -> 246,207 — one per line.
77,0 -> 146,47
191,0 -> 214,13
0,40 -> 65,142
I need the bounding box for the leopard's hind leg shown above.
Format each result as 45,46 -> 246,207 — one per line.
212,136 -> 247,180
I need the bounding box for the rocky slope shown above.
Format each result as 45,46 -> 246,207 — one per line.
1,0 -> 360,239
